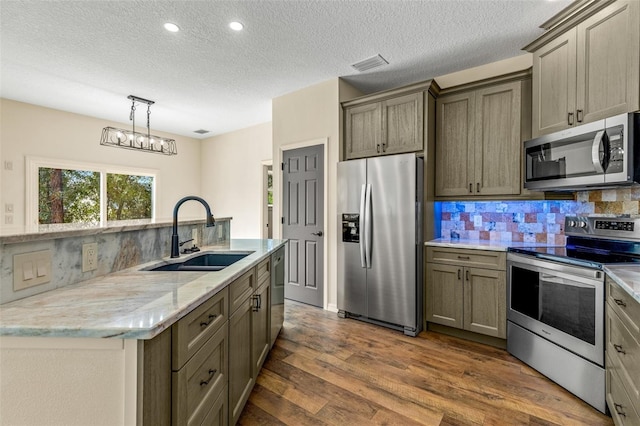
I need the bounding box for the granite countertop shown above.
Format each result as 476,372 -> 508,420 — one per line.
0,239 -> 286,340
425,238 -> 562,252
603,265 -> 640,304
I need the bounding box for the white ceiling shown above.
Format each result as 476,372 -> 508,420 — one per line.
0,0 -> 571,139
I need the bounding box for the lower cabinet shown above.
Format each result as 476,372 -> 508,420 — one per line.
229,256 -> 271,425
606,276 -> 640,425
425,247 -> 506,339
141,256 -> 273,426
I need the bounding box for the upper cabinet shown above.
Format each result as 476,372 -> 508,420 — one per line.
342,80 -> 438,160
435,72 -> 531,198
526,0 -> 640,137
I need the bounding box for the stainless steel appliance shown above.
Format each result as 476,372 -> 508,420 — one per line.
524,112 -> 639,191
337,153 -> 423,336
270,245 -> 285,347
507,215 -> 640,413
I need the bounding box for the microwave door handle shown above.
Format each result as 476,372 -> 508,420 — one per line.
591,130 -> 606,174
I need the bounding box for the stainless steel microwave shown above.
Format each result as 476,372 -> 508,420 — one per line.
524,112 -> 640,191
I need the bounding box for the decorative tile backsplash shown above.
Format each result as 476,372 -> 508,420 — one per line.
439,188 -> 640,243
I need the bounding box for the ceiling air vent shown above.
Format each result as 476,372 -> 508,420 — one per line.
193,129 -> 210,135
351,54 -> 389,72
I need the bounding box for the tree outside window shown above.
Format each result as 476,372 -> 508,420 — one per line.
36,164 -> 154,231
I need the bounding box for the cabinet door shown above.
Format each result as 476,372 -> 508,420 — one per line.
435,92 -> 475,197
228,297 -> 254,425
252,281 -> 271,378
344,102 -> 382,160
382,92 -> 423,155
474,81 -> 522,196
576,0 -> 640,124
532,29 -> 577,137
426,262 -> 463,329
463,267 -> 506,339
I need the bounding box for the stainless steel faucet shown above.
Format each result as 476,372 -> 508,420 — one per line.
171,196 -> 215,258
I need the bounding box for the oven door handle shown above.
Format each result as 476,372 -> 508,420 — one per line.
540,273 -> 596,289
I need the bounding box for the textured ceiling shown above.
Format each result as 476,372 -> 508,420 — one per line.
0,0 -> 571,139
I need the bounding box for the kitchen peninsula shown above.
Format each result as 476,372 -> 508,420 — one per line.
0,221 -> 286,425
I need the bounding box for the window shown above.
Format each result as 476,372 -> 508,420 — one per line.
27,158 -> 156,232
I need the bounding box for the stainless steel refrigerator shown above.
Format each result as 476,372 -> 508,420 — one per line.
337,153 -> 423,336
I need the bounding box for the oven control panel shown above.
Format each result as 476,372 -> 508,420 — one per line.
594,220 -> 634,231
565,216 -> 640,240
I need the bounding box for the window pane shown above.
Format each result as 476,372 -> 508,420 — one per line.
38,168 -> 100,229
106,173 -> 153,221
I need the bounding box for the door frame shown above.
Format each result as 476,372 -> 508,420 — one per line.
278,138 -> 329,310
260,160 -> 272,239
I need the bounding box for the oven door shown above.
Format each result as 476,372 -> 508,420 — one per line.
507,253 -> 604,366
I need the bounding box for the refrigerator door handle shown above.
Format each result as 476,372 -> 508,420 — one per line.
365,183 -> 372,268
359,184 -> 367,268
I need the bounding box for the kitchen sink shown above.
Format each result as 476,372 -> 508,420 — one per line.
144,251 -> 253,272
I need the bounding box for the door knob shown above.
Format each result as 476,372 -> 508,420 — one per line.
311,231 -> 323,237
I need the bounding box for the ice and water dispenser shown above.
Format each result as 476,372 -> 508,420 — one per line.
342,214 -> 360,243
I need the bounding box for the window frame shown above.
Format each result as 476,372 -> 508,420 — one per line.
26,156 -> 158,233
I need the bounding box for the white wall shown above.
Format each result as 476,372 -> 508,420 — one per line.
0,99 -> 204,235
200,122 -> 272,239
272,78 -> 346,311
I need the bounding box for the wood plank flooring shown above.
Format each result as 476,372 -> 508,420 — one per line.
238,300 -> 613,425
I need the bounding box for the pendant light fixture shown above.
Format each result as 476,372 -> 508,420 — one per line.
99,95 -> 177,155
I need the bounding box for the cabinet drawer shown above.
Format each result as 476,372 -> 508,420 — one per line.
426,247 -> 506,270
607,356 -> 640,426
256,256 -> 270,287
607,306 -> 640,412
200,384 -> 228,426
172,287 -> 228,371
229,269 -> 255,314
173,324 -> 228,426
608,277 -> 640,336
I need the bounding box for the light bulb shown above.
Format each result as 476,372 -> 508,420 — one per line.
229,21 -> 244,31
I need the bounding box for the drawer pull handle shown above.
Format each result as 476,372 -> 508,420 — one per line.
614,344 -> 626,355
466,270 -> 470,281
614,403 -> 626,417
200,314 -> 217,327
458,269 -> 461,280
200,369 -> 218,386
614,298 -> 627,308
457,256 -> 470,260
252,295 -> 260,312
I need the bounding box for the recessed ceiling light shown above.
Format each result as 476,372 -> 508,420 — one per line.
229,21 -> 244,31
164,22 -> 180,33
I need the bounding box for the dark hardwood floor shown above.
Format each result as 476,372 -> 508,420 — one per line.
238,300 -> 613,425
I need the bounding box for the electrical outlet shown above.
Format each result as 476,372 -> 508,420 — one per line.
5,203 -> 13,213
82,243 -> 98,272
5,215 -> 13,225
192,228 -> 199,247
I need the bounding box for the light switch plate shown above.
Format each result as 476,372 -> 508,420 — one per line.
13,250 -> 52,291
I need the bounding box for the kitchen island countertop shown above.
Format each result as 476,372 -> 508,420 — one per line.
0,239 -> 287,340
